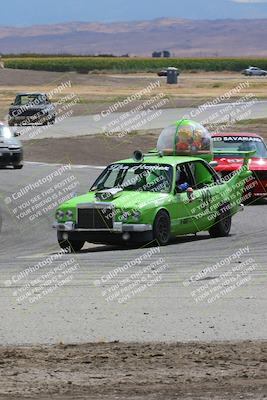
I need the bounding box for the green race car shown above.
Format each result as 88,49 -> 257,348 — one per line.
53,120 -> 252,251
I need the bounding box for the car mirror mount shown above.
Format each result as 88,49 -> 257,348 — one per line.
186,187 -> 194,202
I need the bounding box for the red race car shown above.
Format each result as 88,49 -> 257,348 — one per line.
212,132 -> 267,199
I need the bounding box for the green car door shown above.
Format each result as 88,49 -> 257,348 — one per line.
169,161 -> 223,236
168,163 -> 201,235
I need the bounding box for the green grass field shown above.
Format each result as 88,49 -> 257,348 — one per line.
3,56 -> 267,73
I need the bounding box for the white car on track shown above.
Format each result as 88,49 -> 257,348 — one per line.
242,66 -> 267,76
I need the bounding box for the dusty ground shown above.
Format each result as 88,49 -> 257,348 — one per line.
1,69 -> 267,120
23,130 -> 160,165
0,341 -> 266,400
23,120 -> 267,165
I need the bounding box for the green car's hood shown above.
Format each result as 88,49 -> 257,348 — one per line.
61,189 -> 169,210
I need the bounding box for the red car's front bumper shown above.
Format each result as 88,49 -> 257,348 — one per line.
214,157 -> 267,198
251,171 -> 267,197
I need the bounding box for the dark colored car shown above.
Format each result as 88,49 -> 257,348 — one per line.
157,69 -> 168,77
212,133 -> 267,199
0,123 -> 23,169
8,93 -> 56,126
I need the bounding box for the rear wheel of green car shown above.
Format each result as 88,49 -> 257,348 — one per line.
57,232 -> 85,253
153,210 -> 171,246
209,203 -> 232,238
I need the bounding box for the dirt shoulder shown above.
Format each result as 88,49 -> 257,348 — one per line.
0,341 -> 266,400
23,121 -> 267,166
23,131 -> 161,166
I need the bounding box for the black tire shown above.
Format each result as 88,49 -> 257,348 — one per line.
13,164 -> 23,170
209,203 -> 232,238
57,232 -> 85,253
153,210 -> 171,246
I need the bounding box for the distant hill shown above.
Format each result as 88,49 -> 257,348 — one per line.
0,18 -> 266,56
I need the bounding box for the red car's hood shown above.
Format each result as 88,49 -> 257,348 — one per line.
214,156 -> 267,171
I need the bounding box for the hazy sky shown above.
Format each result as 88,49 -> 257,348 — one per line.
2,0 -> 267,25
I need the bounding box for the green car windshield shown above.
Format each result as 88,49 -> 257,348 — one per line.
213,136 -> 267,158
91,163 -> 173,193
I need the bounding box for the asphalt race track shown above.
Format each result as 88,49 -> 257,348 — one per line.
13,100 -> 267,140
0,163 -> 266,345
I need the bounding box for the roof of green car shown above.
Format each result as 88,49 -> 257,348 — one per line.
115,154 -> 204,166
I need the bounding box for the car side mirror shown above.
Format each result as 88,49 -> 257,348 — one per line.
14,132 -> 20,137
186,187 -> 194,202
209,161 -> 218,168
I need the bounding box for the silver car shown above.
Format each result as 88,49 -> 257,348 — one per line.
0,124 -> 23,169
8,92 -> 56,126
242,66 -> 267,76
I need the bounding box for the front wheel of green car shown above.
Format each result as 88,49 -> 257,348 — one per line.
209,204 -> 232,238
153,210 -> 171,246
57,232 -> 85,253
